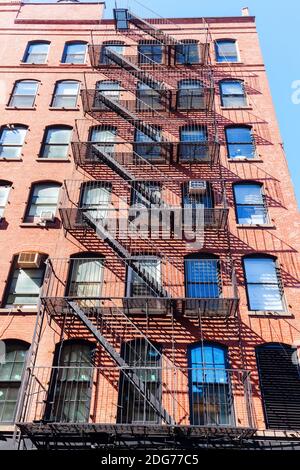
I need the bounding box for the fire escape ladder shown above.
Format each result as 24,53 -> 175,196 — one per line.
67,300 -> 174,425
82,211 -> 169,298
104,48 -> 168,97
92,145 -> 135,182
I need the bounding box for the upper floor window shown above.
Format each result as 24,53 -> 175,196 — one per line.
95,80 -> 121,109
0,340 -> 29,423
79,181 -> 111,223
138,40 -> 162,64
23,41 -> 50,64
66,255 -> 105,298
179,125 -> 208,161
0,125 -> 27,159
131,182 -> 161,209
25,182 -> 61,223
185,254 -> 221,299
226,126 -> 255,159
136,82 -> 162,111
234,183 -> 268,225
51,80 -> 80,108
62,41 -> 87,64
134,128 -> 162,160
40,126 -> 72,159
220,80 -> 247,108
127,257 -> 161,297
0,182 -> 11,219
100,41 -> 124,64
9,80 -> 39,108
215,40 -> 238,63
243,256 -> 284,312
177,79 -> 204,110
175,40 -> 200,64
89,126 -> 117,156
4,253 -> 46,307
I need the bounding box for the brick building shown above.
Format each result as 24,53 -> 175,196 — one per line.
0,0 -> 300,450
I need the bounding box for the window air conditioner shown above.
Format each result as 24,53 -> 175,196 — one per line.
39,211 -> 55,223
188,180 -> 207,195
17,252 -> 42,269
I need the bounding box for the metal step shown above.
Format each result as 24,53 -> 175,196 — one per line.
67,300 -> 174,425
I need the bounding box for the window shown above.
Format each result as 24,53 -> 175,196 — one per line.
131,182 -> 161,209
0,182 -> 11,218
0,341 -> 29,423
256,344 -> 300,430
9,80 -> 39,108
185,255 -> 221,299
114,9 -> 129,30
234,183 -> 268,225
176,40 -> 200,64
188,343 -> 233,425
215,40 -> 238,63
5,254 -> 46,306
79,182 -> 111,223
177,79 -> 204,110
40,126 -> 72,159
220,80 -> 247,108
51,80 -> 80,108
136,82 -> 162,111
62,41 -> 87,64
94,80 -> 120,109
117,339 -> 161,424
67,256 -> 104,298
47,341 -> 93,423
0,125 -> 27,159
23,41 -> 50,64
226,126 -> 255,159
134,128 -> 162,160
100,41 -> 124,64
127,257 -> 161,297
243,256 -> 284,311
179,126 -> 208,161
25,182 -> 60,222
138,41 -> 162,64
89,126 -> 116,156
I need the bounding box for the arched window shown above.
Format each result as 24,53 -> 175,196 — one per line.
66,253 -> 105,299
46,341 -> 93,423
0,181 -> 11,218
127,256 -> 161,297
215,39 -> 238,63
94,80 -> 121,109
100,41 -> 124,64
243,255 -> 284,311
40,125 -> 72,159
0,125 -> 27,160
25,182 -> 61,223
256,343 -> 300,430
179,125 -> 208,161
188,342 -> 232,425
0,340 -> 29,422
225,126 -> 255,159
220,80 -> 247,108
22,41 -> 50,64
51,80 -> 80,108
4,253 -> 47,307
134,128 -> 162,160
89,125 -> 116,156
117,339 -> 161,424
177,79 -> 204,110
136,82 -> 162,111
175,40 -> 200,64
9,80 -> 39,108
233,182 -> 268,225
79,181 -> 111,223
61,41 -> 87,64
185,254 -> 221,299
138,40 -> 162,64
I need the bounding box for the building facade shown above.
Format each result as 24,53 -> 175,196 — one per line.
0,0 -> 300,450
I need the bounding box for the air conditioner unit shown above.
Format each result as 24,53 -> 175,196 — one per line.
188,180 -> 207,195
17,252 -> 42,269
39,211 -> 55,223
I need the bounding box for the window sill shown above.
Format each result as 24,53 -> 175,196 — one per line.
49,106 -> 80,111
228,158 -> 263,163
59,62 -> 87,67
236,224 -> 276,229
19,62 -> 48,67
19,222 -> 57,227
36,158 -> 70,162
248,310 -> 292,318
0,424 -> 15,432
220,106 -> 253,110
0,158 -> 23,162
5,106 -> 36,110
0,306 -> 38,313
215,61 -> 243,65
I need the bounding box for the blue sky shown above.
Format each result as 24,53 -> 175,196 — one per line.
26,0 -> 300,207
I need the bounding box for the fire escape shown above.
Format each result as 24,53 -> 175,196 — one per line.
16,8 -> 255,449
